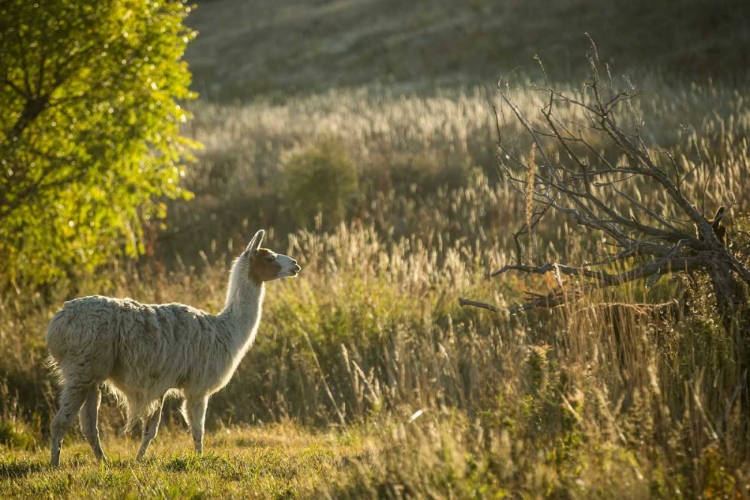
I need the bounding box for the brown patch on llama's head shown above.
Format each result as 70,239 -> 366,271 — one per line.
249,248 -> 281,284
245,230 -> 301,285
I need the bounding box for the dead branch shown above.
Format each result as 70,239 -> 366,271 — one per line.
457,298 -> 502,313
461,40 -> 750,329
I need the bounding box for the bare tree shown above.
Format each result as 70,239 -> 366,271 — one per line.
460,42 -> 750,335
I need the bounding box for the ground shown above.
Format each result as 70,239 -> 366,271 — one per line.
0,425 -> 364,499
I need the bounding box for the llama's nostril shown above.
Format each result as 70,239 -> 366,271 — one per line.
294,264 -> 301,272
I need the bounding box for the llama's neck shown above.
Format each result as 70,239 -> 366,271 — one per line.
218,260 -> 265,353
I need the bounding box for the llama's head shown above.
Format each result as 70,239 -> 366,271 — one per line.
243,229 -> 301,284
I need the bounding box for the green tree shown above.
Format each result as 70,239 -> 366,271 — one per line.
0,0 -> 198,289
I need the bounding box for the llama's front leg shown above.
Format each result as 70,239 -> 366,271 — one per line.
185,396 -> 208,455
51,382 -> 91,467
79,385 -> 108,463
137,397 -> 164,460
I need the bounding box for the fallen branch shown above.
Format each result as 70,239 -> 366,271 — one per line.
457,298 -> 501,313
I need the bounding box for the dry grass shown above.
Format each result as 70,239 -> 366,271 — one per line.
2,68 -> 750,496
165,75 -> 749,265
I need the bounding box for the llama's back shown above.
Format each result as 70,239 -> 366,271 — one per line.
47,295 -> 213,374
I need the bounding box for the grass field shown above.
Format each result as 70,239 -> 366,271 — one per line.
0,425 -> 364,498
3,75 -> 750,498
3,0 -> 750,498
0,416 -> 671,499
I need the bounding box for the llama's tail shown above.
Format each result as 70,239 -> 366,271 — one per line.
46,298 -> 117,384
45,305 -> 80,386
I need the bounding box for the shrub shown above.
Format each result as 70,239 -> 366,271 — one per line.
281,138 -> 359,229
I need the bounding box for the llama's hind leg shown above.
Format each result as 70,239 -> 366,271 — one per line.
51,382 -> 91,467
185,395 -> 208,455
136,397 -> 164,460
79,385 -> 107,463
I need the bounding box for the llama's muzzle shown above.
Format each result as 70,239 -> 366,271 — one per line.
276,255 -> 301,278
289,262 -> 302,276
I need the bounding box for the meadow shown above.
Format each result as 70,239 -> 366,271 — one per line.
4,0 -> 750,493
1,62 -> 749,497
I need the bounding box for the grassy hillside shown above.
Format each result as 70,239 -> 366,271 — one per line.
185,0 -> 750,100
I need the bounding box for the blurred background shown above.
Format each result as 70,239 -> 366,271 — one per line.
164,0 -> 750,265
187,0 -> 750,100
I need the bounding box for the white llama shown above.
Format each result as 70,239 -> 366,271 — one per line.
46,229 -> 300,466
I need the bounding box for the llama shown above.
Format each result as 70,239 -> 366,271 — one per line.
46,229 -> 300,466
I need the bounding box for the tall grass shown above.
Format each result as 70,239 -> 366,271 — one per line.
2,73 -> 749,496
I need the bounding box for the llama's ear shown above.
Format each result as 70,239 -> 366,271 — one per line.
246,229 -> 265,251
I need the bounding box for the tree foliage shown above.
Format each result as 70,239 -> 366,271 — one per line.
0,0 -> 198,288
